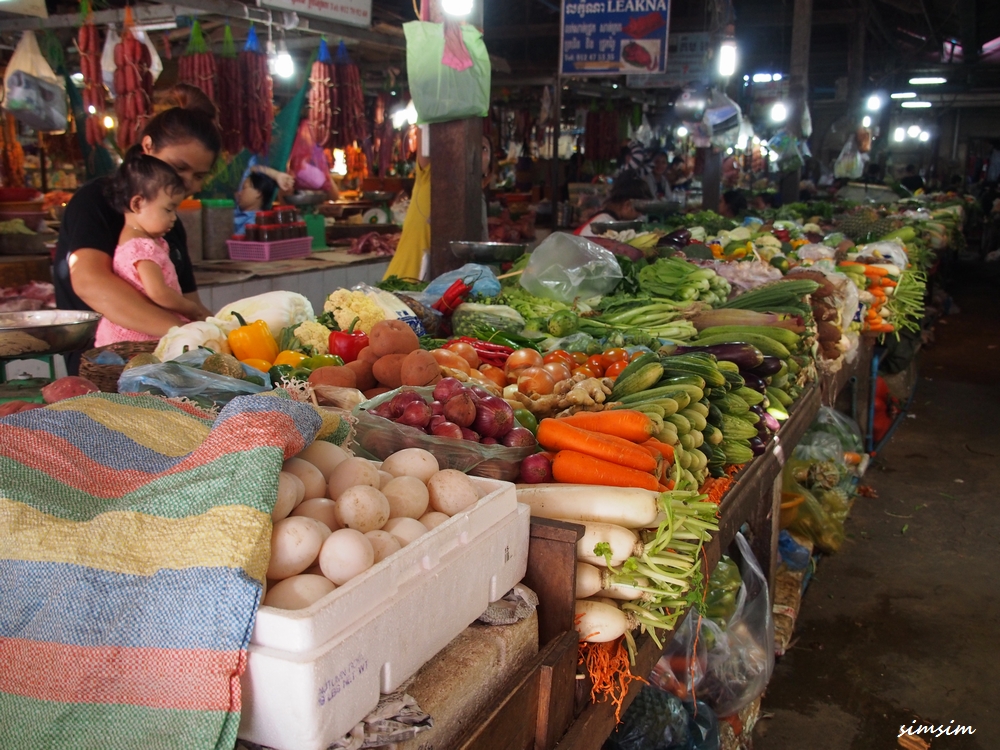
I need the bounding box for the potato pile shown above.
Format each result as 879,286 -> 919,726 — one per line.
264,446 -> 483,610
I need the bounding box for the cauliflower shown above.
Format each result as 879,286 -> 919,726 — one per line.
294,320 -> 331,355
755,234 -> 783,248
323,289 -> 385,333
153,317 -> 236,362
803,222 -> 822,234
215,292 -> 314,335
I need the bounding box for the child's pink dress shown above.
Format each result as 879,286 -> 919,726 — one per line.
94,237 -> 190,346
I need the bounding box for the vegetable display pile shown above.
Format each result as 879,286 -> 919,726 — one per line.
77,22 -> 106,147
307,39 -> 335,148
112,25 -> 154,151
238,26 -> 273,156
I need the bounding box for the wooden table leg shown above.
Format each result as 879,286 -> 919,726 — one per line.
524,519 -> 584,649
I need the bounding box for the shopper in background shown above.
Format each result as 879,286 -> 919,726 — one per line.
95,147 -> 212,347
669,156 -> 693,191
719,189 -> 748,219
55,84 -> 221,360
899,164 -> 925,193
575,174 -> 652,237
643,151 -> 672,200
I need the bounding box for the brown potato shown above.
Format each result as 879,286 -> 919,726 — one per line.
346,359 -> 377,391
372,353 -> 407,389
357,346 -> 380,366
308,366 -> 357,389
369,320 -> 419,357
363,387 -> 391,399
400,349 -> 441,387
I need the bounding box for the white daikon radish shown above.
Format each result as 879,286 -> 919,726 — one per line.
576,562 -> 603,599
268,517 -> 329,580
382,517 -> 428,547
381,448 -> 439,483
574,562 -> 648,601
602,577 -> 649,601
292,497 -> 341,531
328,457 -> 381,500
427,469 -> 478,516
365,530 -> 402,563
319,528 -> 375,585
570,521 -> 643,568
263,574 -> 336,610
273,472 -> 305,520
298,441 -> 350,480
575,600 -> 636,643
382,476 -> 430,519
283,457 -> 327,500
418,511 -> 450,530
333,485 -> 390,533
515,484 -> 660,528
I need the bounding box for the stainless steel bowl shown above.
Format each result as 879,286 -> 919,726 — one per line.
449,241 -> 528,263
363,191 -> 395,203
0,310 -> 102,357
285,191 -> 328,207
590,219 -> 643,235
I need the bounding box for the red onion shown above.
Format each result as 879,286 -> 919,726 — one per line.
433,377 -> 466,403
470,386 -> 490,399
519,454 -> 553,483
443,391 -> 477,428
502,426 -> 536,448
398,401 -> 431,428
473,395 -> 515,438
431,421 -> 464,440
481,437 -> 498,445
460,427 -> 480,442
430,400 -> 445,416
428,415 -> 447,431
385,390 -> 426,418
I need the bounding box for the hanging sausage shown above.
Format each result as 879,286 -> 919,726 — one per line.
238,25 -> 273,155
77,21 -> 105,147
112,9 -> 154,151
307,38 -> 334,148
333,41 -> 367,148
215,25 -> 241,155
177,20 -> 216,102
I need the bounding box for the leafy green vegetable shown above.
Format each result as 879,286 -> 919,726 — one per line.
378,275 -> 428,293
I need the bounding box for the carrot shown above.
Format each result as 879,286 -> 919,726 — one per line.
864,266 -> 889,277
558,410 -> 655,443
838,261 -> 864,267
552,450 -> 661,491
642,438 -> 675,464
880,278 -> 898,288
538,419 -> 659,473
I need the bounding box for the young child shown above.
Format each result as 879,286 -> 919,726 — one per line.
234,168 -> 279,236
94,147 -> 212,346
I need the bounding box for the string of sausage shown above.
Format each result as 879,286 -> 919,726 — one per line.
333,60 -> 366,148
215,55 -> 241,155
112,32 -> 153,151
177,51 -> 216,103
77,23 -> 105,147
307,57 -> 334,148
238,48 -> 273,155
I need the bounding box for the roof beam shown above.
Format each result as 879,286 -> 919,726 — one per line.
738,8 -> 857,27
0,5 -> 205,31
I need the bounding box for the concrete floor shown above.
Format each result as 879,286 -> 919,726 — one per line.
754,257 -> 1000,750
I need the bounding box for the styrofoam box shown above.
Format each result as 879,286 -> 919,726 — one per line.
238,477 -> 530,750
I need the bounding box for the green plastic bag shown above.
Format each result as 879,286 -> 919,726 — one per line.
403,21 -> 491,124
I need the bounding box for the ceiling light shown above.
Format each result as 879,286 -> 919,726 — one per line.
893,127 -> 905,142
909,76 -> 946,85
87,105 -> 96,115
891,92 -> 916,99
70,72 -> 84,84
726,147 -> 734,154
391,101 -> 417,128
772,73 -> 782,81
273,38 -> 294,79
441,0 -> 473,16
737,134 -> 748,149
743,75 -> 750,82
862,115 -> 871,127
752,73 -> 772,83
907,125 -> 921,138
769,150 -> 780,162
752,136 -> 760,144
919,131 -> 930,142
612,83 -> 619,89
866,95 -> 882,110
718,40 -> 737,77
901,101 -> 932,108
770,102 -> 787,122
132,21 -> 178,33
676,126 -> 689,137
103,115 -> 114,130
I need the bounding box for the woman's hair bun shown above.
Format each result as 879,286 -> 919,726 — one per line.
168,83 -> 218,123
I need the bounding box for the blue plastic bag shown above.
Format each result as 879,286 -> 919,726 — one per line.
412,263 -> 501,306
118,348 -> 270,408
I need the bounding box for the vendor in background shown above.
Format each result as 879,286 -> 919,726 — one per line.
575,175 -> 652,237
642,151 -> 672,200
668,156 -> 693,191
719,189 -> 748,219
234,166 -> 289,236
54,84 -> 220,370
899,164 -> 925,194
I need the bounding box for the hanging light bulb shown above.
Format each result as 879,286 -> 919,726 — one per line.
103,115 -> 114,130
893,127 -> 905,142
441,0 -> 473,16
273,33 -> 294,79
862,115 -> 871,128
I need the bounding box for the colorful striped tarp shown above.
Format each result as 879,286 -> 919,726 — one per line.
0,393 -> 321,750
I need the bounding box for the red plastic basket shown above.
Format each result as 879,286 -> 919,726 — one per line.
226,236 -> 313,261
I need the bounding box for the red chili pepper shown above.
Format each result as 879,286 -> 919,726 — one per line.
456,336 -> 514,355
328,317 -> 369,363
432,279 -> 473,314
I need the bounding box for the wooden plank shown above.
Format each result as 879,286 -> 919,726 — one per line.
535,631 -> 579,750
458,649 -> 542,750
525,519 -> 584,648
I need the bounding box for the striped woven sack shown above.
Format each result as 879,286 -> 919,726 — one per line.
0,392 -> 321,750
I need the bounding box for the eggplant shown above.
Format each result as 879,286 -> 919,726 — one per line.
748,437 -> 766,456
674,343 -> 764,370
762,412 -> 781,432
663,228 -> 691,246
749,404 -> 766,417
740,372 -> 769,393
750,356 -> 783,378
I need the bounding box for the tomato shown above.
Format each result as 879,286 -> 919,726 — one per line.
543,349 -> 575,367
604,360 -> 628,379
572,365 -> 598,379
570,351 -> 589,364
446,341 -> 480,369
479,364 -> 507,388
586,355 -> 605,376
507,348 -> 544,370
518,367 -> 556,396
630,350 -> 648,362
602,348 -> 630,367
542,361 -> 572,383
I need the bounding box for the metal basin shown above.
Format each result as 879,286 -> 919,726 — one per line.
0,310 -> 102,357
449,241 -> 528,263
362,191 -> 395,203
590,219 -> 643,235
285,191 -> 328,207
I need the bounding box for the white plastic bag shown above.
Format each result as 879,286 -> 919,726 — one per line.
833,136 -> 866,180
2,31 -> 67,132
101,26 -> 120,94
520,232 -> 622,304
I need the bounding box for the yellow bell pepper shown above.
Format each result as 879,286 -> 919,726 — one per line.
228,312 -> 279,363
242,358 -> 274,372
273,350 -> 308,368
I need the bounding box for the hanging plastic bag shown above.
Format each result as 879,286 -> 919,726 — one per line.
118,348 -> 271,408
810,406 -> 864,453
403,21 -> 490,124
833,136 -> 866,180
2,31 -> 67,132
415,263 -> 502,306
101,25 -> 121,95
651,533 -> 774,718
784,468 -> 845,552
451,303 -> 524,338
520,232 -> 622,304
606,687 -> 721,750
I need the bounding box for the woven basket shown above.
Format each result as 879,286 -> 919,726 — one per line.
79,340 -> 159,393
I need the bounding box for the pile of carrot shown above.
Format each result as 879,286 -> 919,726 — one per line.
537,410 -> 675,491
698,475 -> 733,505
839,261 -> 897,334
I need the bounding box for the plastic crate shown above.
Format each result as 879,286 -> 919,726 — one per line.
227,236 -> 313,261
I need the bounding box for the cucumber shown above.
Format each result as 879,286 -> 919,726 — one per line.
766,386 -> 793,407
691,429 -> 705,448
688,401 -> 710,418
654,374 -> 707,390
680,408 -> 707,431
693,332 -> 791,359
679,433 -> 695,451
696,325 -> 800,350
667,413 -> 691,435
610,354 -> 664,400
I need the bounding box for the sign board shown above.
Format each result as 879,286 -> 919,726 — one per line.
626,31 -> 710,89
560,0 -> 671,77
261,0 -> 371,28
